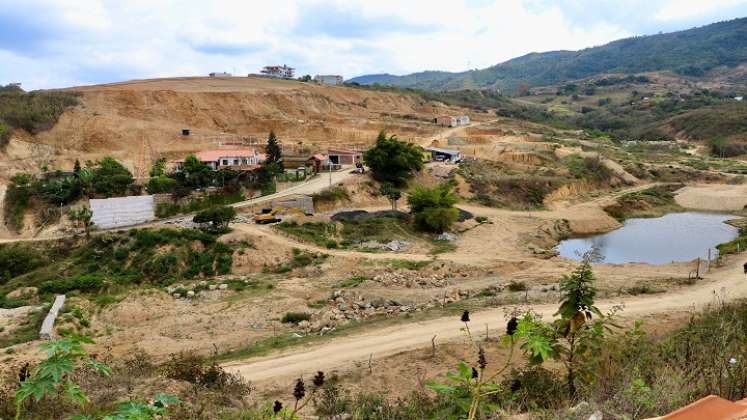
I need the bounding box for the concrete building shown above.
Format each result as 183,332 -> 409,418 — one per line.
209,72 -> 232,77
425,147 -> 462,163
314,75 -> 343,86
328,148 -> 363,165
260,65 -> 295,78
174,149 -> 266,172
435,115 -> 470,127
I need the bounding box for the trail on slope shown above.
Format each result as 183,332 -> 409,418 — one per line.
223,260 -> 747,383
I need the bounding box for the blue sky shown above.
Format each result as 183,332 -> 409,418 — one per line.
1,0 -> 746,89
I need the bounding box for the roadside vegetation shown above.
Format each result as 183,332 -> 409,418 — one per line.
0,228 -> 236,310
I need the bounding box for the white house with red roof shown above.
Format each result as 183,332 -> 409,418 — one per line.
174,149 -> 266,172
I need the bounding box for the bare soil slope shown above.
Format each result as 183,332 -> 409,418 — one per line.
3,77 -> 482,178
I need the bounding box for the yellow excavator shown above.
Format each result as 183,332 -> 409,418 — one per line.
254,207 -> 306,224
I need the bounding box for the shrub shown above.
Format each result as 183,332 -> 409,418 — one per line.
408,183 -> 459,233
193,205 -> 236,233
91,156 -> 135,197
507,281 -> 528,292
40,273 -> 105,294
325,239 -> 339,249
147,175 -> 177,194
281,312 -> 311,324
0,121 -> 9,146
312,186 -> 350,205
3,173 -> 34,231
0,244 -> 45,285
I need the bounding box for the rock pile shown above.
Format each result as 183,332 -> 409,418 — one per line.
371,271 -> 451,288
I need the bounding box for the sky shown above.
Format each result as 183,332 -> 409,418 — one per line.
1,0 -> 747,90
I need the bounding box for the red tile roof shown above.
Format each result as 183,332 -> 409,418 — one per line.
661,395 -> 747,420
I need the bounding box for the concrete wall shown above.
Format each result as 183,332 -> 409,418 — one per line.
90,195 -> 156,229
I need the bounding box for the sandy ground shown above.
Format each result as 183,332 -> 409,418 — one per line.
675,184 -> 747,211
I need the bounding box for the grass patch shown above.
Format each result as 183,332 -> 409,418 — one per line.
155,191 -> 244,218
312,186 -> 350,206
335,276 -> 369,288
430,241 -> 457,255
0,306 -> 45,348
604,184 -> 685,221
264,248 -> 328,274
0,228 -> 237,299
378,259 -> 432,271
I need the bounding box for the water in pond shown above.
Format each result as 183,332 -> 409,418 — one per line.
556,212 -> 739,264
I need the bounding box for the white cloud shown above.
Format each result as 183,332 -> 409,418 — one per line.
0,0 -> 743,89
655,0 -> 747,21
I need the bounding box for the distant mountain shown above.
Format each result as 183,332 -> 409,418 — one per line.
348,18 -> 747,92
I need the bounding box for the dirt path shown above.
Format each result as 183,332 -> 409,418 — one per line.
224,258 -> 747,383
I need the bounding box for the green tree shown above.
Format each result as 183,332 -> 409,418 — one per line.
363,131 -> 423,187
193,205 -> 236,233
149,157 -> 167,177
91,157 -> 134,197
41,177 -> 82,206
73,159 -> 81,176
266,130 -> 283,166
379,183 -> 402,210
3,173 -> 34,231
68,206 -> 94,239
407,182 -> 459,233
15,336 -> 111,420
180,154 -> 213,189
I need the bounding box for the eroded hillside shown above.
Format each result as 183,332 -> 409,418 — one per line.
2,77 -> 484,179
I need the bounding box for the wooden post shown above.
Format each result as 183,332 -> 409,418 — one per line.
431,335 -> 437,357
708,249 -> 712,272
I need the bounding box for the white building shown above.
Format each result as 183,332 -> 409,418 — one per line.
314,75 -> 343,86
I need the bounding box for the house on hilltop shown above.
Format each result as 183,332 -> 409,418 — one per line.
260,65 -> 295,78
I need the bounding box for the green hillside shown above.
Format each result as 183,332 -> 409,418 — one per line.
349,18 -> 747,92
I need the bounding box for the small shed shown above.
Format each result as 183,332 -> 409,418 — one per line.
426,147 -> 462,163
328,149 -> 363,165
271,194 -> 314,215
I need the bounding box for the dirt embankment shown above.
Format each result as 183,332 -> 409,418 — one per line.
675,184 -> 747,211
1,77 -> 484,179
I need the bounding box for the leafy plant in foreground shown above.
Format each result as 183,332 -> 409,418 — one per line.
14,336 -> 111,420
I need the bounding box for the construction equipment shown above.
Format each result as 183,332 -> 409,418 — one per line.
254,207 -> 306,224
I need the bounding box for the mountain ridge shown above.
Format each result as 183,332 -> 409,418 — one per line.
348,17 -> 747,92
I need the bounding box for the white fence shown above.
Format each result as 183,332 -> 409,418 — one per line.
90,195 -> 156,229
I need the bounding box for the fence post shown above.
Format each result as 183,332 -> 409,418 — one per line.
708,248 -> 712,272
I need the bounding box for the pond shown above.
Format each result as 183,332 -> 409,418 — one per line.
556,212 -> 739,264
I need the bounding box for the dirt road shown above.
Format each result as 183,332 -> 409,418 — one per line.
223,259 -> 747,383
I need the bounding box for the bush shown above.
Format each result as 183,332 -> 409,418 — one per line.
507,281 -> 528,292
3,173 -> 34,231
408,183 -> 459,233
147,175 -> 177,194
40,274 -> 105,294
312,186 -> 350,205
0,121 -> 10,146
281,312 -> 311,324
193,205 -> 236,233
0,244 -> 46,285
91,156 -> 135,197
